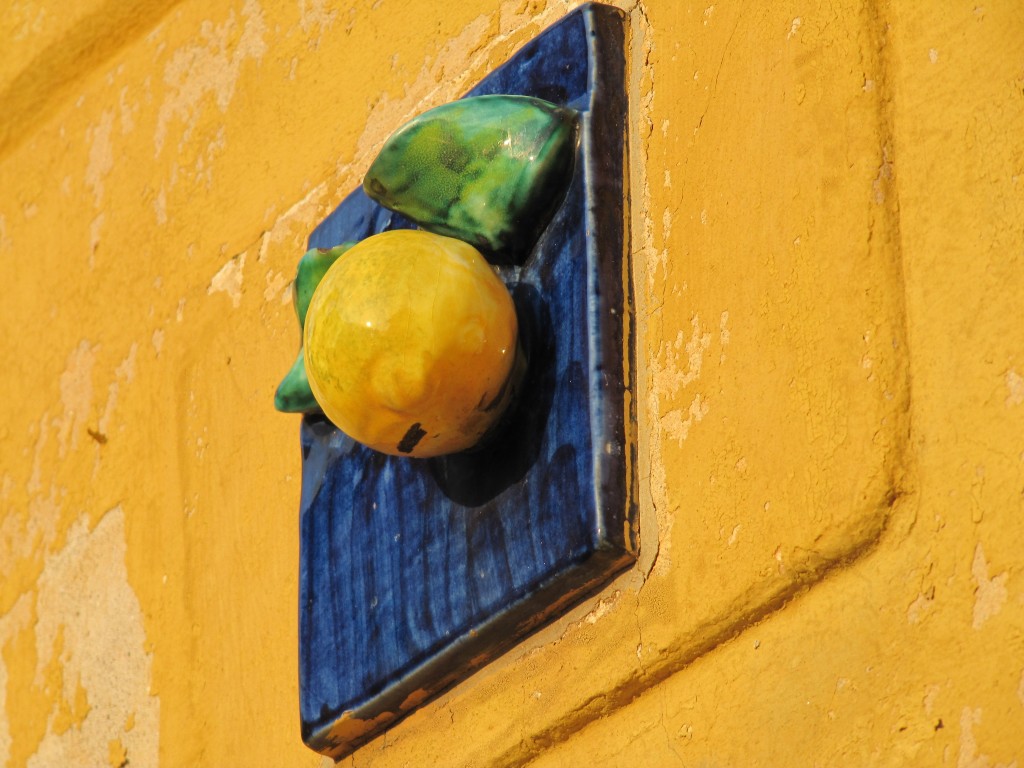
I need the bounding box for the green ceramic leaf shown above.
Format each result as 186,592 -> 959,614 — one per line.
274,349 -> 319,413
363,95 -> 578,256
274,243 -> 354,414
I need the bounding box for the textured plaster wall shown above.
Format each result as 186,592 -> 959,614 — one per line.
0,1 -> 1022,767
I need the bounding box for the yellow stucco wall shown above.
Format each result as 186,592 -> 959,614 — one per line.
1,1 -> 1021,766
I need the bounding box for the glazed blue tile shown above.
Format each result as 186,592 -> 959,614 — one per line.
297,4 -> 633,758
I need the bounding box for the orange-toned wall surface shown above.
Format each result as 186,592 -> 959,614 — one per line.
1,2 -> 1022,766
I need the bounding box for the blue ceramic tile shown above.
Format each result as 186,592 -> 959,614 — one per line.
297,4 -> 634,757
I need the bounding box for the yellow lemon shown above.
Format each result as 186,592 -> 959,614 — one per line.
303,229 -> 521,458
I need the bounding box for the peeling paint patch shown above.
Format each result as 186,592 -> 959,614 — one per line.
583,591 -> 621,625
299,0 -> 338,49
264,269 -> 290,303
727,524 -> 741,545
646,312 -> 715,565
98,344 -> 139,438
497,0 -> 554,35
24,507 -> 159,768
923,684 -> 941,715
193,125 -> 227,188
154,185 -> 167,225
16,410 -> 65,567
1005,369 -> 1024,407
118,87 -> 137,135
58,341 -> 98,459
0,510 -> 158,767
115,345 -> 138,384
957,707 -> 1017,768
85,111 -> 115,207
154,0 -> 267,157
208,252 -> 246,308
658,316 -> 712,398
662,392 -> 709,446
259,181 -> 328,257
971,544 -> 1008,629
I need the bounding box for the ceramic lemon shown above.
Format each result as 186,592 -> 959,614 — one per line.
303,229 -> 521,458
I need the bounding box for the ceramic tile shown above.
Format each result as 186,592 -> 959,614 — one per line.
297,4 -> 633,757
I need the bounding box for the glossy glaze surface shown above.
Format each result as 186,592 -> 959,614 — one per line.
304,230 -> 519,458
364,95 -> 577,259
